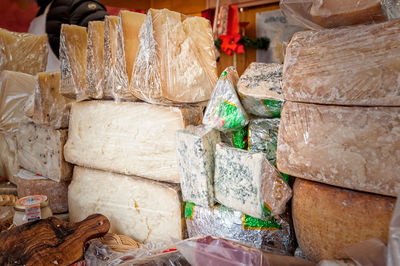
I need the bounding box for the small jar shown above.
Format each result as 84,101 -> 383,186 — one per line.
13,195 -> 53,226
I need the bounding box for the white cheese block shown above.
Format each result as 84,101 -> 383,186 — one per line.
64,101 -> 203,183
68,166 -> 183,243
16,123 -> 72,182
214,144 -> 292,219
176,125 -> 220,207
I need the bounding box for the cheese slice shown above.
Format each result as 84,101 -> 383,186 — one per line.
33,72 -> 73,129
16,123 -> 72,182
60,24 -> 88,100
176,126 -> 220,207
86,21 -> 105,99
131,8 -> 217,104
277,102 -> 400,196
0,133 -> 18,184
283,20 -> 400,106
293,178 -> 395,262
69,166 -> 183,243
214,144 -> 292,219
237,63 -> 284,118
0,28 -> 47,75
64,101 -> 203,183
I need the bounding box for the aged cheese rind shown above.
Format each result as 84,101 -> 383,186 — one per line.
64,101 -> 203,183
69,166 -> 183,243
0,28 -> 47,75
176,126 -> 220,207
86,21 -> 105,99
277,102 -> 400,196
283,20 -> 400,106
60,24 -> 88,100
33,72 -> 73,129
293,178 -> 395,262
16,123 -> 72,182
131,9 -> 217,104
237,63 -> 284,118
214,144 -> 291,219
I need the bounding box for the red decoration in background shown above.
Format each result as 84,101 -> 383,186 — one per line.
227,5 -> 239,35
105,6 -> 145,16
219,34 -> 244,56
0,0 -> 39,33
201,9 -> 215,26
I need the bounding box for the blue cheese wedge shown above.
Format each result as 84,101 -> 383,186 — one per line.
214,144 -> 291,219
176,125 -> 220,207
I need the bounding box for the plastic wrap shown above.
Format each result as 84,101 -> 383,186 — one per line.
292,178 -> 395,262
33,72 -> 74,129
283,19 -> 400,106
220,126 -> 248,150
60,24 -> 88,101
0,28 -> 47,75
86,21 -> 105,99
280,0 -> 399,30
0,133 -> 18,184
277,102 -> 400,197
64,101 -> 203,183
214,144 -> 292,220
176,235 -> 314,266
69,166 -> 184,243
131,8 -> 218,104
185,202 -> 296,255
203,67 -> 249,131
237,63 -> 284,118
388,195 -> 400,266
176,125 -> 220,207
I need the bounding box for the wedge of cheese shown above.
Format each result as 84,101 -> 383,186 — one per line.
293,178 -> 395,262
16,123 -> 72,182
86,21 -> 105,99
131,9 -> 217,104
0,133 -> 18,184
60,24 -> 87,100
64,101 -> 203,183
283,20 -> 400,106
33,72 -> 73,129
69,166 -> 183,243
277,102 -> 400,196
0,28 -> 47,75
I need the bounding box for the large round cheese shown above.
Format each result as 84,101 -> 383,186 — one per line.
292,178 -> 395,262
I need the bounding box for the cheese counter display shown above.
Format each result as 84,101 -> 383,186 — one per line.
0,4 -> 399,265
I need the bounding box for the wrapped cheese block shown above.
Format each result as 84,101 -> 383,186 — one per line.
293,178 -> 395,262
0,134 -> 18,184
131,8 -> 218,104
277,102 -> 400,196
220,126 -> 248,150
176,126 -> 220,207
64,101 -> 203,183
203,67 -> 248,131
60,24 -> 88,101
33,72 -> 73,129
15,169 -> 68,213
185,202 -> 296,255
0,28 -> 47,75
86,21 -> 105,99
283,19 -> 400,106
69,166 -> 183,243
214,144 -> 292,219
16,123 -> 72,182
237,63 -> 284,118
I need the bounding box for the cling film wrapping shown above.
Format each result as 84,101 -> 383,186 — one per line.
220,126 -> 248,150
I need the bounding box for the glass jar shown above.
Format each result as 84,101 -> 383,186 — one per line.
13,195 -> 53,226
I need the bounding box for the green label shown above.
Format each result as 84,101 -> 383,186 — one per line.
215,100 -> 246,130
263,99 -> 283,118
243,213 -> 282,230
280,173 -> 290,184
220,71 -> 227,78
232,126 -> 248,149
184,202 -> 195,220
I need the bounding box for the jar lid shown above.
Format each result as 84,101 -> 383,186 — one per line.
14,195 -> 49,211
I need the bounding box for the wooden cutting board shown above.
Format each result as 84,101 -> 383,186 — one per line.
0,213 -> 110,265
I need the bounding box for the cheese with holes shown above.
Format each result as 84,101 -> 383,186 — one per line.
131,8 -> 217,104
86,21 -> 105,99
283,20 -> 400,106
293,178 -> 395,262
69,166 -> 183,243
33,72 -> 73,129
237,63 -> 284,118
0,28 -> 47,75
214,144 -> 291,219
64,101 -> 203,183
277,102 -> 400,196
0,133 -> 18,184
176,126 -> 220,207
16,123 -> 72,182
60,24 -> 87,100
